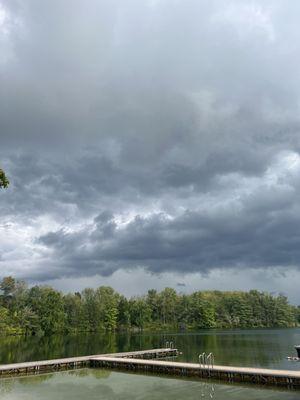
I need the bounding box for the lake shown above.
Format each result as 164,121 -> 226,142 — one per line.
0,328 -> 299,399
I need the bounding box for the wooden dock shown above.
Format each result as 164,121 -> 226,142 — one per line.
1,347 -> 300,389
91,356 -> 300,389
0,348 -> 178,377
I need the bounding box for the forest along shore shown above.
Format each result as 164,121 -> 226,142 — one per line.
0,276 -> 299,336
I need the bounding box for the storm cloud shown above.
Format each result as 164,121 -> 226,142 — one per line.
1,0 -> 300,297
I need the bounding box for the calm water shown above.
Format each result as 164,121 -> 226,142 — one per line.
0,369 -> 299,400
0,328 -> 299,369
0,328 -> 299,399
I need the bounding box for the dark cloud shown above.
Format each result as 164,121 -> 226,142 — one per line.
33,178 -> 300,280
1,0 -> 300,291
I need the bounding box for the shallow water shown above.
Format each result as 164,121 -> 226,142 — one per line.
0,369 -> 299,400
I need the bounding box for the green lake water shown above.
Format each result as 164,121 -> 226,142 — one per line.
0,369 -> 299,400
0,328 -> 300,399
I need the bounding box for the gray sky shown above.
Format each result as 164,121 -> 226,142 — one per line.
1,0 -> 300,303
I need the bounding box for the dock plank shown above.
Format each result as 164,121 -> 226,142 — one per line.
0,348 -> 176,372
91,356 -> 300,379
1,348 -> 299,389
91,356 -> 300,388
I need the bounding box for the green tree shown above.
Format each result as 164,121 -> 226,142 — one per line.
0,307 -> 13,333
189,292 -> 216,328
118,296 -> 131,328
274,294 -> 296,327
81,288 -> 98,331
27,286 -> 66,335
0,169 -> 9,188
146,289 -> 159,322
63,293 -> 86,332
297,306 -> 300,324
81,286 -> 120,331
177,294 -> 192,329
0,276 -> 16,298
0,278 -> 298,336
129,297 -> 151,330
16,306 -> 40,335
0,276 -> 16,308
95,286 -> 119,331
158,288 -> 178,326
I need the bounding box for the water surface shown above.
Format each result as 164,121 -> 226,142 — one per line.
0,328 -> 299,370
0,369 -> 299,400
0,329 -> 300,399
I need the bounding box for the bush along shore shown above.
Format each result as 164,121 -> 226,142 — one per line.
0,276 -> 299,336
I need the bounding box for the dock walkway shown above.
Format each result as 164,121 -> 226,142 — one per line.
91,356 -> 300,389
0,348 -> 177,376
1,348 -> 300,389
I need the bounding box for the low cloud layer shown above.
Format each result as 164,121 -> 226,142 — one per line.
1,1 -> 300,298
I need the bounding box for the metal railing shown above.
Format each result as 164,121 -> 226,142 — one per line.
165,341 -> 174,349
199,352 -> 214,376
206,353 -> 214,370
199,352 -> 206,367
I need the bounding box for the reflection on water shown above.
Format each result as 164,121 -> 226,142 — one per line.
0,328 -> 299,370
199,382 -> 215,398
0,329 -> 299,399
0,369 -> 299,400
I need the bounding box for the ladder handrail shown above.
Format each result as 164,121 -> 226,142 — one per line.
206,352 -> 214,370
198,352 -> 206,367
199,351 -> 214,374
165,340 -> 174,349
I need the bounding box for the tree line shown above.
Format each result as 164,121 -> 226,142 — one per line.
0,276 -> 299,336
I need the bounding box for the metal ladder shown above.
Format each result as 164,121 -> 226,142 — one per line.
165,341 -> 174,349
199,352 -> 214,376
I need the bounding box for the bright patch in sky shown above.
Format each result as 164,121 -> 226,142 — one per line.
213,3 -> 275,41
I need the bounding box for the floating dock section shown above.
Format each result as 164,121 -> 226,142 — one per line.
0,348 -> 300,389
0,348 -> 177,377
91,356 -> 300,389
